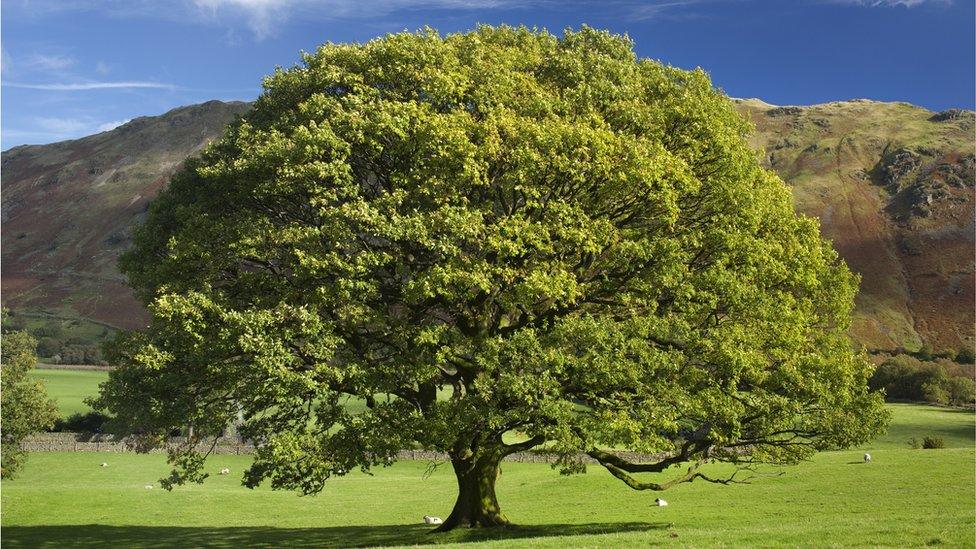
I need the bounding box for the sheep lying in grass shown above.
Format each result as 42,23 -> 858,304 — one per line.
864,453 -> 872,463
100,462 -> 108,467
423,515 -> 443,525
144,484 -> 154,490
655,498 -> 668,507
219,467 -> 230,475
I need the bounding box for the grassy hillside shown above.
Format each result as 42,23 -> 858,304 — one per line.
2,405 -> 972,547
2,98 -> 973,354
0,101 -> 251,331
737,99 -> 974,353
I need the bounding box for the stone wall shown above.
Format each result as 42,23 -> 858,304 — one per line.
36,363 -> 113,371
23,432 -> 662,464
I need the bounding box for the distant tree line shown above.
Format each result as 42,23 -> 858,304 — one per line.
869,352 -> 975,407
1,314 -> 108,365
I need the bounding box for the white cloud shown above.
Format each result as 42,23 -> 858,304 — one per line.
22,53 -> 76,71
4,116 -> 137,144
189,0 -> 523,40
193,0 -> 290,40
2,1 -> 528,42
34,117 -> 92,135
96,119 -> 131,132
4,81 -> 176,90
95,61 -> 112,75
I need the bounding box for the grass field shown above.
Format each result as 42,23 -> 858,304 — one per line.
2,404 -> 973,548
28,369 -> 109,417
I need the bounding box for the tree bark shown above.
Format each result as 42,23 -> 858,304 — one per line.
434,451 -> 509,531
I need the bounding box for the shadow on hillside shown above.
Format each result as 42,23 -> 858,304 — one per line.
2,522 -> 662,548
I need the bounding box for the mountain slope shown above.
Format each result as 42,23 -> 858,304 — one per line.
736,99 -> 974,351
1,98 -> 973,351
1,100 -> 251,330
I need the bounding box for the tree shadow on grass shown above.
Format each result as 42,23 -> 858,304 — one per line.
3,522 -> 663,548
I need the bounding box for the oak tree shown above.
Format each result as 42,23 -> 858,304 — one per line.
96,26 -> 888,530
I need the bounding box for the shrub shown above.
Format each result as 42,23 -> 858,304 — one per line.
946,376 -> 976,406
921,436 -> 945,449
35,337 -> 63,358
52,411 -> 111,433
907,437 -> 921,449
1,314 -> 27,333
915,345 -> 934,361
956,347 -> 976,365
921,379 -> 950,405
59,345 -> 103,365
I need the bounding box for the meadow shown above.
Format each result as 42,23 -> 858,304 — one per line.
2,403 -> 973,548
28,368 -> 108,417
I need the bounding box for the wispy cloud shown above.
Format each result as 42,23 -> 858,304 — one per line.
193,0 -> 289,40
191,0 -> 524,40
22,53 -> 75,71
96,119 -> 132,132
4,81 -> 176,91
4,115 -> 136,145
34,116 -> 92,134
0,46 -> 11,76
625,1 -> 702,21
825,0 -> 951,6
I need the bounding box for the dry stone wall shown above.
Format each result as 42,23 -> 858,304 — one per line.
23,433 -> 662,464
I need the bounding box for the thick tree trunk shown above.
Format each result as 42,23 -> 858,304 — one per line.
433,451 -> 509,531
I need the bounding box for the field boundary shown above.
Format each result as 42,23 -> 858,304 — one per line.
23,432 -> 660,464
36,363 -> 114,371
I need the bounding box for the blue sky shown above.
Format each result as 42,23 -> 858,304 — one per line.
1,0 -> 973,150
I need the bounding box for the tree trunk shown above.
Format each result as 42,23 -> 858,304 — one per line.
434,451 -> 509,531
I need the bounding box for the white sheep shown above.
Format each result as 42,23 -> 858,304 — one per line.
863,453 -> 872,463
423,515 -> 443,525
219,467 -> 230,475
655,498 -> 668,507
100,462 -> 108,467
144,484 -> 154,490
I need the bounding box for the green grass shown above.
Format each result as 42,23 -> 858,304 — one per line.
875,403 -> 975,449
28,369 -> 108,417
2,405 -> 973,547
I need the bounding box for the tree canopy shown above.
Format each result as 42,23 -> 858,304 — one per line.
2,328 -> 58,478
96,26 -> 888,530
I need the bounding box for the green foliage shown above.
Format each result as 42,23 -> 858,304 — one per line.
1,331 -> 59,478
0,314 -> 116,364
58,345 -> 104,365
909,435 -> 948,449
870,354 -> 975,406
956,346 -> 975,365
922,436 -> 945,449
32,321 -> 64,339
1,311 -> 27,333
52,411 -> 112,433
946,376 -> 976,407
97,26 -> 887,525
